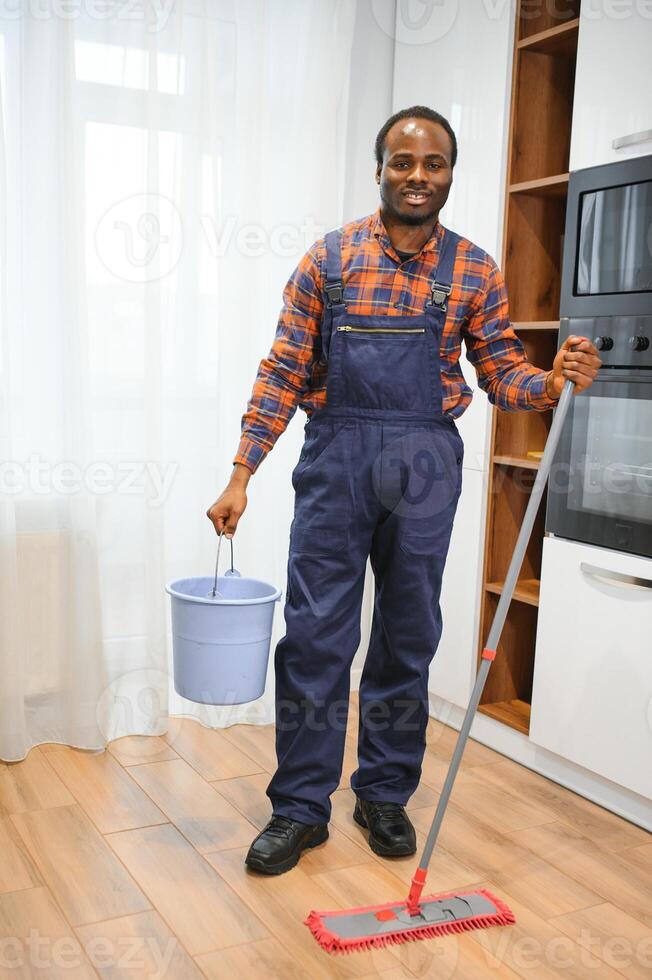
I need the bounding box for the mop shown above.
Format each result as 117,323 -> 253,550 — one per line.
306,378 -> 576,953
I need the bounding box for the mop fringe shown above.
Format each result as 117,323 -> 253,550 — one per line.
305,888 -> 516,954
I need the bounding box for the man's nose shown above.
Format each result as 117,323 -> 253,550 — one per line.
408,161 -> 428,183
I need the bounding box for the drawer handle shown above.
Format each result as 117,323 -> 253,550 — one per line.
612,128 -> 652,150
580,561 -> 652,591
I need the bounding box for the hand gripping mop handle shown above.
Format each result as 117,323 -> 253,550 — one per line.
407,378 -> 575,914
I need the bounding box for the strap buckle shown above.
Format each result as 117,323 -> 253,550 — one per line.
429,281 -> 452,311
324,279 -> 344,307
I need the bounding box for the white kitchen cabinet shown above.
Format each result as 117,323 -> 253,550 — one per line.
530,536 -> 652,799
570,7 -> 652,171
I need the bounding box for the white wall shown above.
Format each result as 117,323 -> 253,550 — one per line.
343,0 -> 396,221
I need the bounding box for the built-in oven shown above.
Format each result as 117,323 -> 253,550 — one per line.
546,154 -> 652,559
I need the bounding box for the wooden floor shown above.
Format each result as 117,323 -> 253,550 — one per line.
1,698 -> 650,979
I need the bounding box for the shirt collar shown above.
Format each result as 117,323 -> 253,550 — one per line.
371,206 -> 443,260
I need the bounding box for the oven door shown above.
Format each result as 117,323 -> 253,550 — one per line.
546,371 -> 652,558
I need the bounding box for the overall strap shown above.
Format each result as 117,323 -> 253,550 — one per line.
426,228 -> 460,313
319,228 -> 346,364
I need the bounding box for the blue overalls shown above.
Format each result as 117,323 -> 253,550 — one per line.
266,226 -> 464,825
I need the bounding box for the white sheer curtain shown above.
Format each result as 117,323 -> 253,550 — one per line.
0,0 -> 357,761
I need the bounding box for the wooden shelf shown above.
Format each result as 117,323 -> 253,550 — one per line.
517,0 -> 580,41
477,1 -> 581,734
478,699 -> 531,735
509,173 -> 569,198
486,578 -> 541,607
512,320 -> 560,332
493,454 -> 541,470
517,18 -> 580,56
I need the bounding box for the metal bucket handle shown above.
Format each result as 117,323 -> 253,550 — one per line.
211,533 -> 240,598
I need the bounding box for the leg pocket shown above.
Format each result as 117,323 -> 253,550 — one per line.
399,468 -> 463,559
290,522 -> 348,557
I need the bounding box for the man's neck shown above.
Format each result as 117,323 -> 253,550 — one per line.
379,207 -> 440,254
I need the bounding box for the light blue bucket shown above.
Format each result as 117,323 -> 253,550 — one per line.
165,536 -> 282,705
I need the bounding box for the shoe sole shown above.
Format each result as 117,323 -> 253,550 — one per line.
353,807 -> 417,858
244,826 -> 329,876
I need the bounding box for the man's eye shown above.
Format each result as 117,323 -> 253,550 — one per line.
429,163 -> 441,170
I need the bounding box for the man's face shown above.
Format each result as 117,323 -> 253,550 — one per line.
376,118 -> 453,227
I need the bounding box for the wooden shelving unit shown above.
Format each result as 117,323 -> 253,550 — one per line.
477,0 -> 582,735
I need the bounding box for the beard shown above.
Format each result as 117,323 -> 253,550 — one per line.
379,187 -> 440,227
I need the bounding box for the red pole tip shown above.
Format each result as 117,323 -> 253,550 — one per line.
406,868 -> 427,915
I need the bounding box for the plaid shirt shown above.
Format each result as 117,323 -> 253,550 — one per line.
234,208 -> 556,474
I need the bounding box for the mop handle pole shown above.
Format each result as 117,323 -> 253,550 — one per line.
415,378 -> 575,878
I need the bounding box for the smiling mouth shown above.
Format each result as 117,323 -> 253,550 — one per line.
403,190 -> 431,206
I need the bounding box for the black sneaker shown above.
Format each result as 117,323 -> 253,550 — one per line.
353,798 -> 416,857
244,815 -> 329,875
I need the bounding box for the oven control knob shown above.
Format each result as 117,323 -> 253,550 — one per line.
594,336 -> 613,351
629,335 -> 649,352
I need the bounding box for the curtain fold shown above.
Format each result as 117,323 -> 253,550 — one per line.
0,0 -> 357,761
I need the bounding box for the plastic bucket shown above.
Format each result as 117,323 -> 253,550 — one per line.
165,541 -> 282,705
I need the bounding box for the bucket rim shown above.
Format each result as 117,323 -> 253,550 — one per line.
165,576 -> 282,606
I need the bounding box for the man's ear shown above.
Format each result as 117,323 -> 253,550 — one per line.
375,166 -> 381,184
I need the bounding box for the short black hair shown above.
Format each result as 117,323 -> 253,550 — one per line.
374,105 -> 457,169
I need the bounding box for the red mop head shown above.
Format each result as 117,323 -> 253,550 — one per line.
305,887 -> 515,954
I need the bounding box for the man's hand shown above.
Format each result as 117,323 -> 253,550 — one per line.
206,464 -> 251,538
547,334 -> 602,399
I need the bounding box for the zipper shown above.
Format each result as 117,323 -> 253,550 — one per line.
336,325 -> 425,334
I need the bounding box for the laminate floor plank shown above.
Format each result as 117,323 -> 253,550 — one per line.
45,750 -> 167,835
550,902 -> 652,980
508,822 -> 652,929
107,736 -> 179,768
11,805 -> 151,926
128,758 -> 256,852
75,909 -> 204,979
0,886 -> 98,979
469,884 -> 624,979
219,724 -> 278,775
0,816 -> 42,894
163,718 -> 264,781
209,773 -> 271,831
410,802 -> 540,882
106,823 -> 268,956
195,937 -> 308,980
206,846 -> 401,977
475,760 -> 651,852
0,751 -> 74,816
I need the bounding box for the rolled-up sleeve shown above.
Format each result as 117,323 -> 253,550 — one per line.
463,255 -> 559,412
232,243 -> 324,474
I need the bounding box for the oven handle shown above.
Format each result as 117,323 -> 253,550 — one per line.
612,128 -> 652,150
580,562 -> 652,592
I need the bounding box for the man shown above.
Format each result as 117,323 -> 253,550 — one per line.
207,106 -> 601,875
